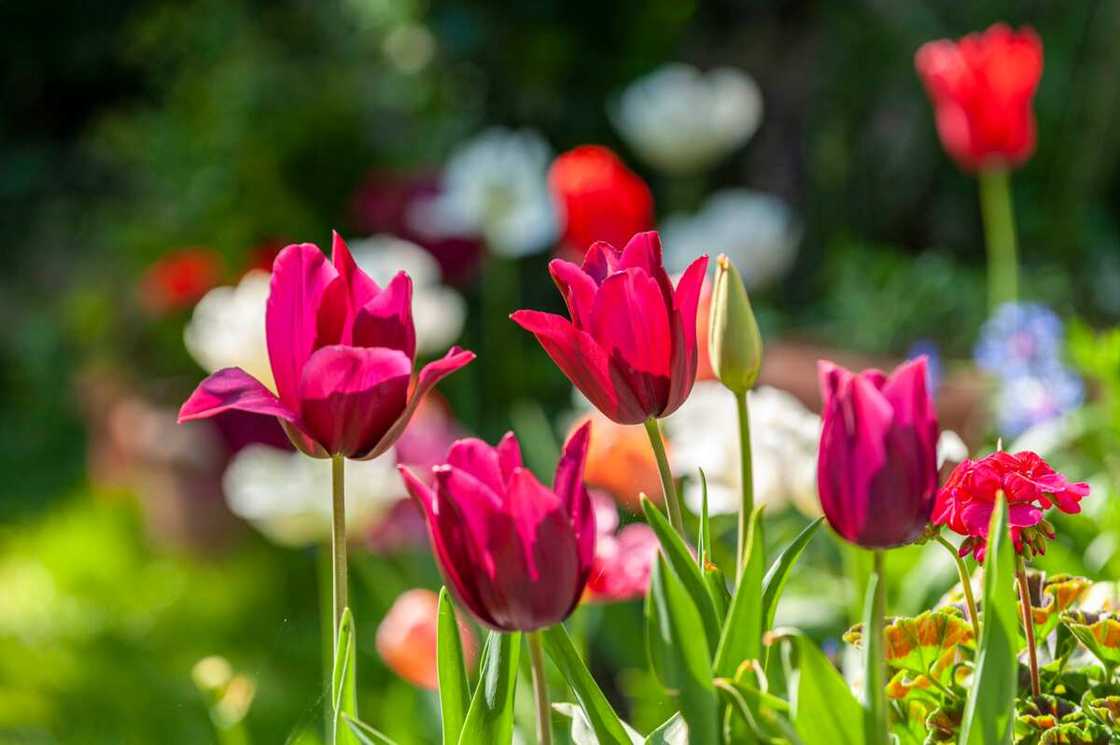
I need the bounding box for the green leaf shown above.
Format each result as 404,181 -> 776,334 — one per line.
761,517 -> 824,631
437,588 -> 471,745
697,468 -> 711,567
646,554 -> 719,745
861,567 -> 887,745
703,563 -> 731,624
713,507 -> 765,677
641,495 -> 721,653
457,631 -> 520,745
643,712 -> 688,745
780,630 -> 864,745
540,624 -> 632,745
552,703 -> 643,745
959,494 -> 1017,745
342,714 -> 400,745
332,607 -> 359,745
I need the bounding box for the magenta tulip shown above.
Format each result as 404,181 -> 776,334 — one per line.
400,424 -> 596,631
817,357 -> 939,548
511,232 -> 708,425
178,233 -> 474,460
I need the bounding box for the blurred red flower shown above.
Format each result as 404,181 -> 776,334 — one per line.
915,24 -> 1043,172
548,145 -> 654,258
933,450 -> 1088,562
138,248 -> 224,315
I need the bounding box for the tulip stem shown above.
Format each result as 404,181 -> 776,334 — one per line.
863,550 -> 889,745
643,417 -> 685,539
1016,555 -> 1042,698
934,534 -> 981,641
331,455 -> 348,646
734,390 -> 754,582
527,630 -> 553,745
978,167 -> 1019,310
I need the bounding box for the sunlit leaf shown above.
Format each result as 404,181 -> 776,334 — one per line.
342,714 -> 399,745
778,629 -> 864,745
437,588 -> 470,745
713,507 -> 764,677
761,517 -> 824,632
332,607 -> 359,745
541,624 -> 633,745
457,631 -> 520,745
844,608 -> 974,676
1060,611 -> 1120,672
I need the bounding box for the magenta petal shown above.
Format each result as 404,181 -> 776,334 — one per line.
266,243 -> 342,409
355,346 -> 476,461
447,438 -> 504,495
512,310 -> 643,423
553,422 -> 595,570
331,231 -> 380,311
178,367 -> 297,423
549,259 -> 597,330
619,231 -> 664,276
353,271 -> 416,359
663,255 -> 709,416
496,432 -> 524,485
581,241 -> 623,284
818,360 -> 853,410
297,345 -> 412,457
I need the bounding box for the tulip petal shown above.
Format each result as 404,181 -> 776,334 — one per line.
581,241 -> 623,284
553,421 -> 596,570
589,269 -> 672,417
400,465 -> 497,629
353,271 -> 417,359
297,345 -> 412,457
512,310 -> 643,423
548,259 -> 597,329
266,243 -> 343,409
664,254 -> 709,416
178,367 -> 297,423
354,346 -> 476,460
331,231 -> 380,310
447,438 -> 504,496
496,432 -> 524,486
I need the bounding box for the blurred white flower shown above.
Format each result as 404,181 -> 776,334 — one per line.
223,445 -> 403,547
184,270 -> 274,391
411,128 -> 557,257
664,382 -> 821,518
611,64 -> 762,174
661,189 -> 800,288
348,234 -> 466,354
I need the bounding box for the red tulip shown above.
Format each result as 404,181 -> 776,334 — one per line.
512,232 -> 708,425
548,145 -> 654,257
817,357 -> 939,548
178,233 -> 474,459
933,450 -> 1088,562
915,24 -> 1043,172
399,424 -> 596,631
139,248 -> 224,315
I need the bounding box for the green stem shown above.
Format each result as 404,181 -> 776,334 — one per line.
643,417 -> 685,539
331,455 -> 348,647
864,550 -> 888,745
528,630 -> 553,745
978,168 -> 1019,310
935,534 -> 981,641
734,391 -> 754,582
1016,555 -> 1041,698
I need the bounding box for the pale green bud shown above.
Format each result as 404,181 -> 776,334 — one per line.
708,254 -> 763,394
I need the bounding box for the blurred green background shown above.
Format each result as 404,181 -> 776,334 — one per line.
3,0 -> 1120,742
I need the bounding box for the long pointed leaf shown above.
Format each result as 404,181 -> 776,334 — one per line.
437,588 -> 470,745
541,624 -> 632,745
457,631 -> 520,745
332,607 -> 359,745
641,495 -> 721,653
779,630 -> 864,745
343,714 -> 400,745
697,469 -> 711,567
643,712 -> 688,745
713,507 -> 765,676
959,494 -> 1017,745
647,555 -> 719,744
761,518 -> 824,631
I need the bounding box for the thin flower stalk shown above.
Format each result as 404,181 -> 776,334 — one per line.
935,534 -> 982,640
643,417 -> 686,538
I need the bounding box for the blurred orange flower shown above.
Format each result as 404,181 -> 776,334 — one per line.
375,588 -> 476,690
572,411 -> 663,512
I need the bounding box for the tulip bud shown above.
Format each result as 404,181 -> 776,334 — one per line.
709,255 -> 763,394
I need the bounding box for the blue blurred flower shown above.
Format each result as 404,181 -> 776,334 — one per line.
995,367 -> 1085,437
973,302 -> 1065,378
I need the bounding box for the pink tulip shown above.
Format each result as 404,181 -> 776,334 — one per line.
512,232 -> 708,425
817,357 -> 939,548
178,233 -> 474,459
400,424 -> 596,631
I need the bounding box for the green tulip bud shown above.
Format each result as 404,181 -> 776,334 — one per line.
708,254 -> 763,394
